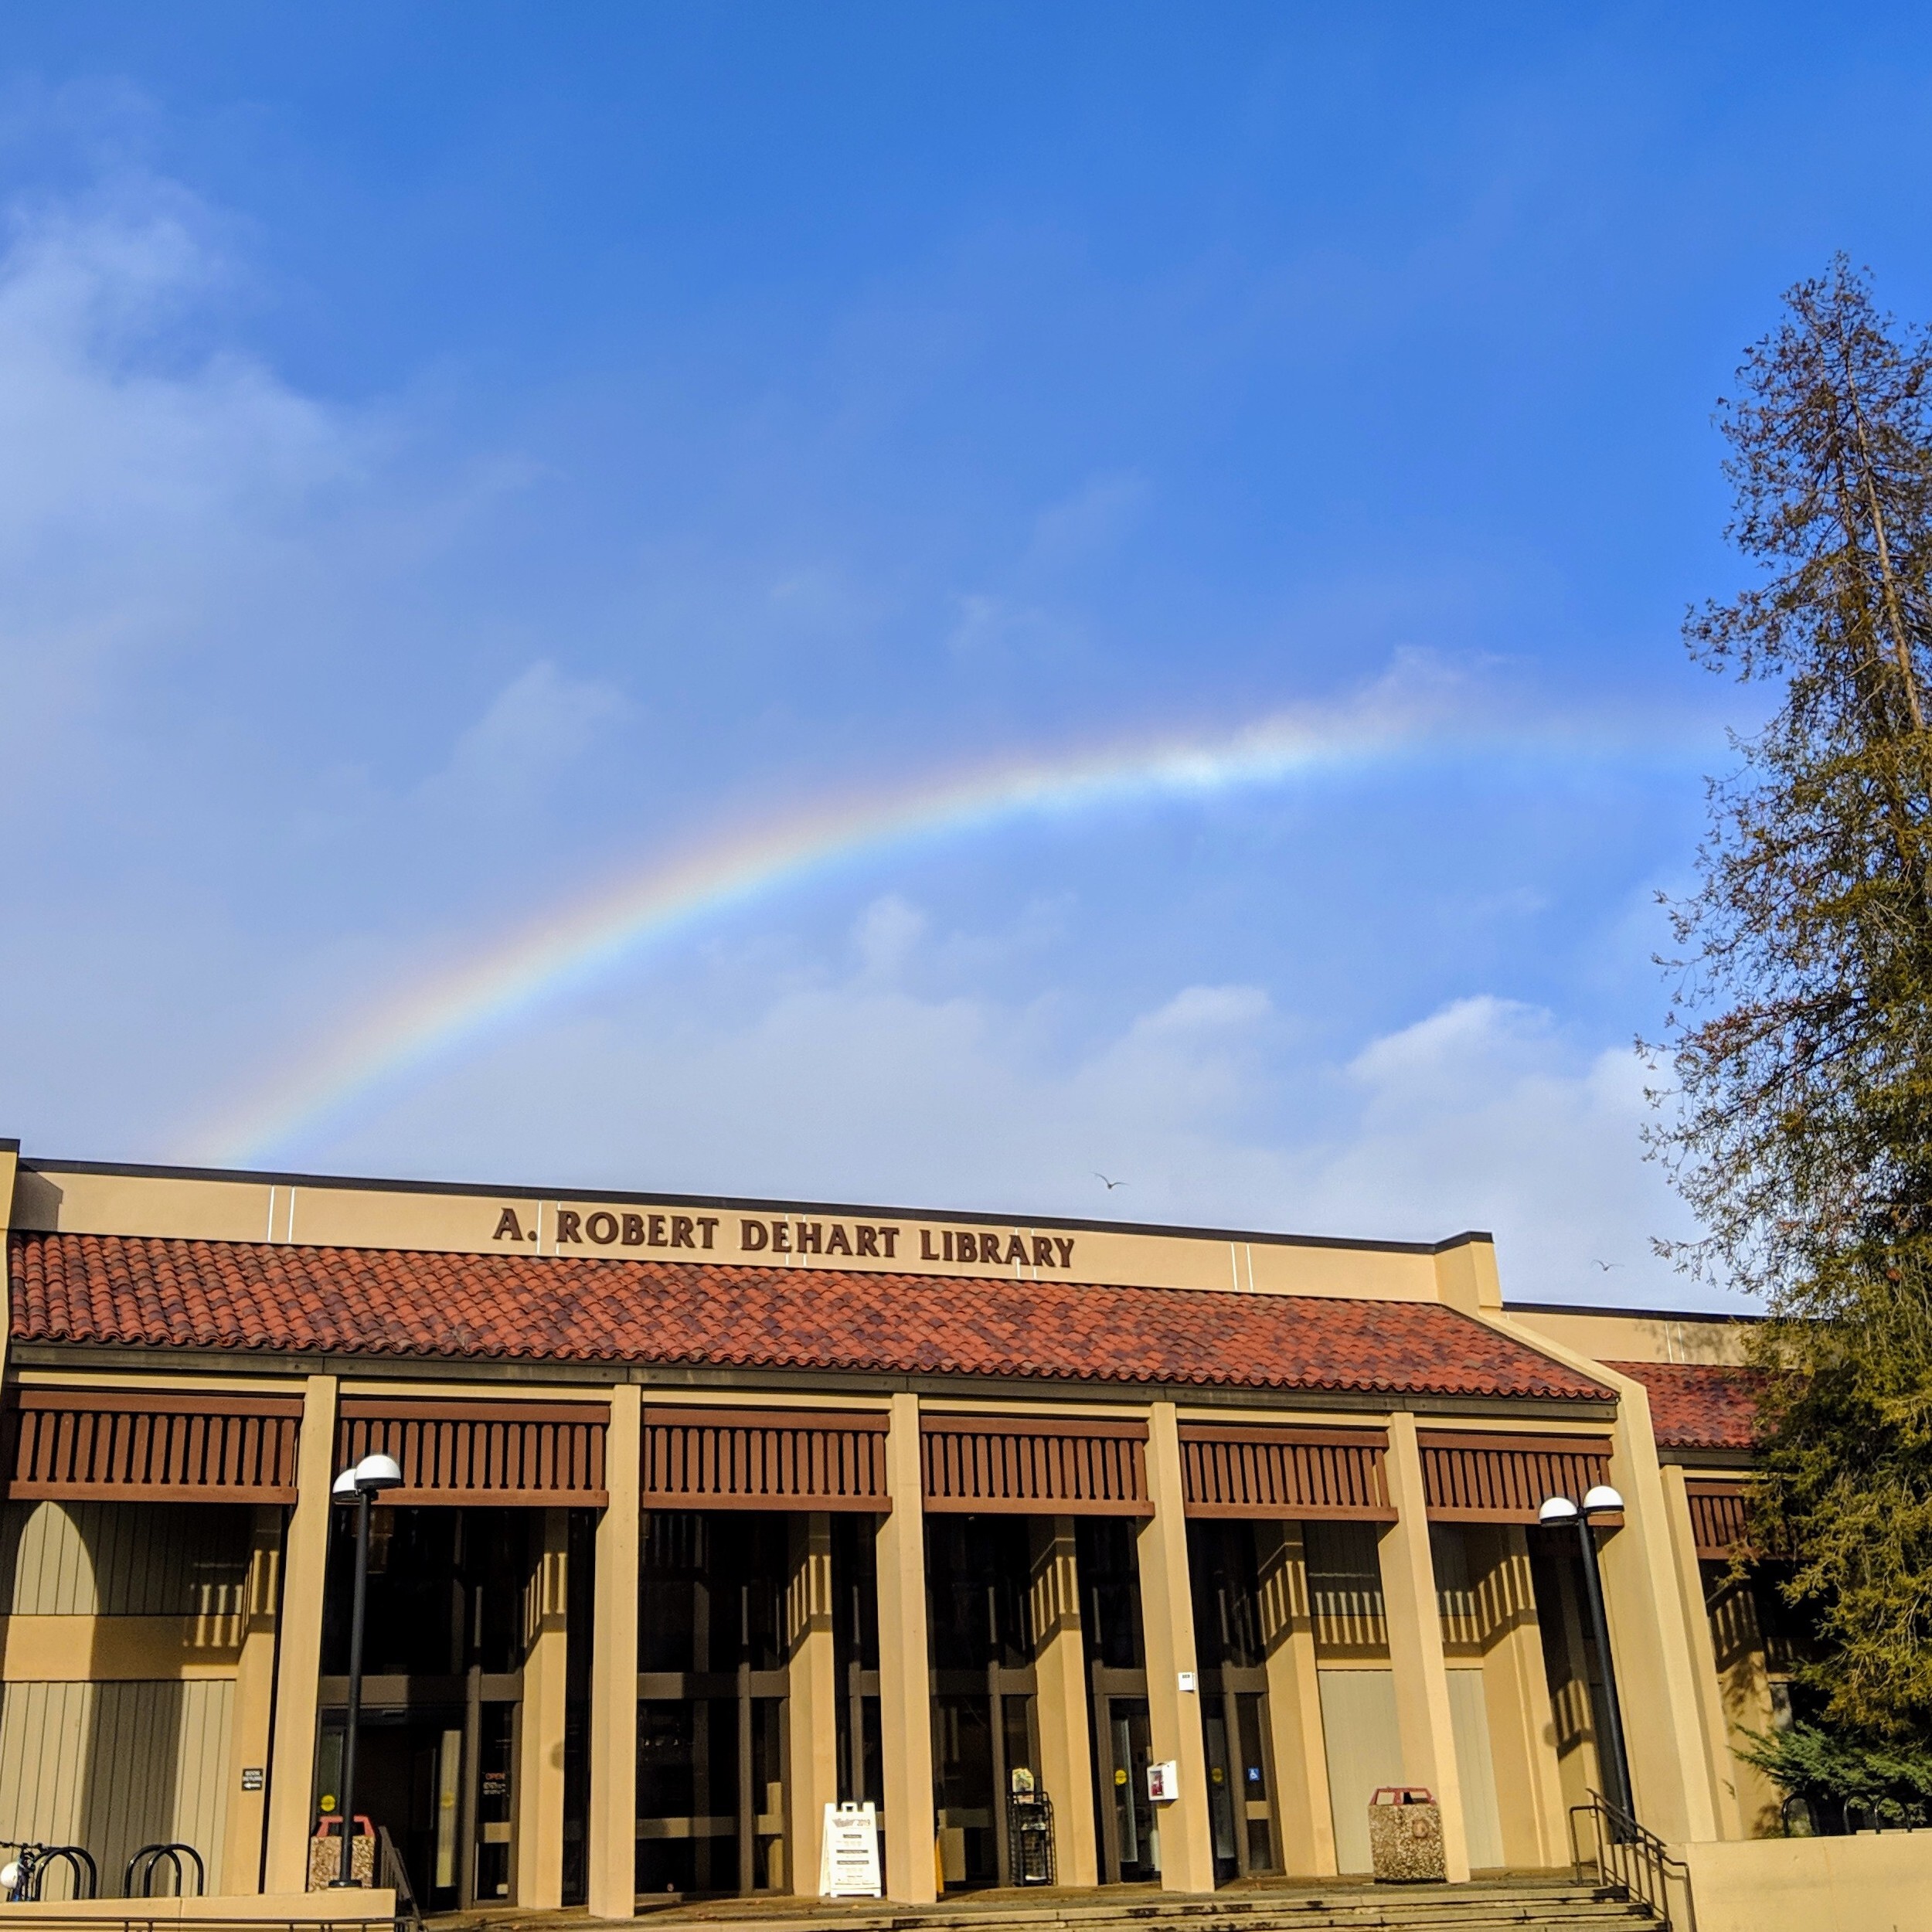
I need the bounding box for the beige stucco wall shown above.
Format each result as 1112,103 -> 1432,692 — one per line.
12,1160 -> 1490,1303
1676,1832 -> 1932,1932
0,1892 -> 394,1922
1509,1305 -> 1753,1367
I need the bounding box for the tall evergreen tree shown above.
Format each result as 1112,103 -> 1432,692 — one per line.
1653,257 -> 1932,1735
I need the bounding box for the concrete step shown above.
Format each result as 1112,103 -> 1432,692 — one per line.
570,1886 -> 1658,1932
614,1913 -> 1655,1932
648,1889 -> 1634,1929
434,1885 -> 1661,1932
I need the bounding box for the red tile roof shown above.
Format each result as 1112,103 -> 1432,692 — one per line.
1606,1360 -> 1761,1451
11,1231 -> 1613,1403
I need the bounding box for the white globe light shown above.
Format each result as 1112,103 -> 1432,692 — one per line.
354,1452 -> 404,1492
1583,1484 -> 1625,1515
332,1468 -> 359,1498
1539,1495 -> 1580,1525
4,1859 -> 23,1890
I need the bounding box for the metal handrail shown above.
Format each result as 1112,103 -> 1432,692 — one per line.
376,1824 -> 422,1932
1570,1789 -> 1696,1931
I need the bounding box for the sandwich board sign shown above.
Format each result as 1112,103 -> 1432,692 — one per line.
820,1801 -> 882,1898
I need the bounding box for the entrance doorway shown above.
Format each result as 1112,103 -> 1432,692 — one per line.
316,1505 -> 540,1911
1077,1519 -> 1158,1885
1187,1519 -> 1282,1882
925,1515 -> 1040,1889
635,1510 -> 791,1897
315,1713 -> 459,1913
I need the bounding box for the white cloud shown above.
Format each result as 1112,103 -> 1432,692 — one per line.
0,182 -> 371,765
852,895 -> 927,983
1298,995 -> 1700,1299
314,905 -> 1719,1308
944,590 -> 1066,662
1026,468 -> 1151,570
420,659 -> 630,820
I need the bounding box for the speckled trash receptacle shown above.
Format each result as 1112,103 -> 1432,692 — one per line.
1368,1786 -> 1445,1883
308,1821 -> 376,1889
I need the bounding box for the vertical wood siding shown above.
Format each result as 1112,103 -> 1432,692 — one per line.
1304,1520 -> 1389,1656
5,1395 -> 300,1504
1316,1668 -> 1403,1873
1417,1434 -> 1615,1523
338,1400 -> 608,1506
0,1502 -> 253,1617
0,1679 -> 232,1893
1685,1482 -> 1750,1560
1178,1423 -> 1396,1519
641,1407 -> 889,1510
1445,1668 -> 1505,1869
919,1416 -> 1151,1515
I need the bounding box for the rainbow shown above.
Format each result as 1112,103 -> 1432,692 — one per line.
201,698 -> 1640,1164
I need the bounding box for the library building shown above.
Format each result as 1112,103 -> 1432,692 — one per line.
0,1140 -> 1773,1916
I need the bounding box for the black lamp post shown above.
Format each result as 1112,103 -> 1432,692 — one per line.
331,1452 -> 403,1885
1539,1485 -> 1634,1828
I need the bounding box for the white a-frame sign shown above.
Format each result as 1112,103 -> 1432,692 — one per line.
820,1801 -> 883,1898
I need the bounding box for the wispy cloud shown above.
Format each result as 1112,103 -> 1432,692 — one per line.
301,896 -> 1711,1306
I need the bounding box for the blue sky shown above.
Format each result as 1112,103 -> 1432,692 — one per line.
5,6 -> 1932,1308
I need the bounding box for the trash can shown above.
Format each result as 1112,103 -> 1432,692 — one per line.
1368,1786 -> 1444,1883
308,1815 -> 376,1889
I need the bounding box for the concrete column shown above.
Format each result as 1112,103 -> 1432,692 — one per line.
587,1384 -> 641,1920
1472,1318 -> 1726,1846
1134,1402 -> 1216,1893
1378,1411 -> 1471,1883
222,1505 -> 284,1893
1029,1515 -> 1097,1886
513,1508 -> 571,1906
1471,1526 -> 1568,1869
1709,1586 -> 1783,1838
1255,1522 -> 1336,1877
1596,1390 -> 1721,1845
876,1392 -> 935,1903
1658,1465 -> 1743,1838
787,1512 -> 839,1896
263,1373 -> 338,1894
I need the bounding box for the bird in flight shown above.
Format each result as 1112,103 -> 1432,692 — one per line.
1591,1260 -> 1621,1271
1093,1172 -> 1128,1191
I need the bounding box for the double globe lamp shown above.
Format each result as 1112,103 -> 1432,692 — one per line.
1538,1483 -> 1634,1833
328,1452 -> 404,1885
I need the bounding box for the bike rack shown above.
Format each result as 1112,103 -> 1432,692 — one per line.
124,1842 -> 206,1898
2,1842 -> 100,1901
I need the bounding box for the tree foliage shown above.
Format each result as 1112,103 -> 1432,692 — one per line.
1652,258 -> 1932,1734
1734,1719 -> 1932,1828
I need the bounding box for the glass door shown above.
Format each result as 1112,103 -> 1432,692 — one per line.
315,1709 -> 466,1913
1188,1519 -> 1282,1881
1095,1696 -> 1157,1883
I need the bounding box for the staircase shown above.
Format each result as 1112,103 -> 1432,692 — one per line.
457,1879 -> 1661,1932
